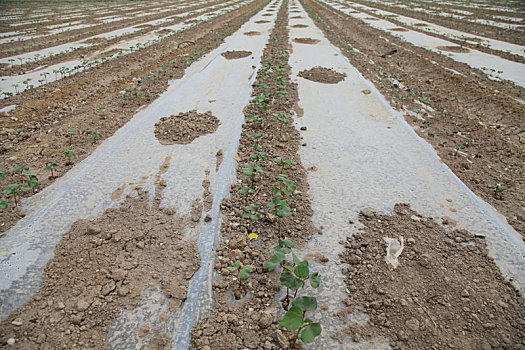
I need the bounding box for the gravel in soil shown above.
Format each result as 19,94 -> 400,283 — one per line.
334,203 -> 525,350
302,0 -> 525,241
0,0 -> 269,235
298,66 -> 347,84
154,110 -> 220,145
192,1 -> 321,348
0,161 -> 200,348
221,50 -> 253,59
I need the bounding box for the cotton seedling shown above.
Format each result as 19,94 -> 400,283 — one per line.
242,163 -> 263,186
242,205 -> 261,233
280,297 -> 322,348
250,151 -> 267,162
273,157 -> 296,172
44,161 -> 58,179
267,197 -> 291,236
64,149 -> 76,165
274,174 -> 296,197
2,183 -> 29,208
238,186 -> 255,205
67,129 -> 76,146
274,112 -> 290,136
226,260 -> 253,288
91,130 -> 102,143
246,114 -> 264,128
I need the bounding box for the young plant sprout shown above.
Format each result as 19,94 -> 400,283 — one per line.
250,132 -> 264,149
64,149 -> 76,165
238,186 -> 256,205
91,130 -> 102,143
280,297 -> 322,348
242,205 -> 261,232
242,163 -> 263,186
2,183 -> 29,208
274,174 -> 296,197
246,114 -> 264,128
273,157 -> 296,172
267,197 -> 291,237
67,130 -> 77,146
226,260 -> 253,299
274,112 -> 290,136
250,151 -> 267,162
44,161 -> 58,179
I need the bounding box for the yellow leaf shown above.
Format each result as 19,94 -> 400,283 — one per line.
248,233 -> 258,241
235,154 -> 240,161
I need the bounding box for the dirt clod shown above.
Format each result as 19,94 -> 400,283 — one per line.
293,37 -> 320,44
154,110 -> 220,145
298,66 -> 347,84
221,50 -> 252,59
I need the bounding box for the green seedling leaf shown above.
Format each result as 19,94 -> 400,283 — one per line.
280,271 -> 304,291
239,266 -> 252,281
301,323 -> 322,344
292,253 -> 301,265
292,296 -> 318,312
226,260 -> 241,271
279,306 -> 304,330
419,97 -> 431,105
294,261 -> 310,279
13,165 -> 28,174
0,198 -> 7,209
0,172 -> 7,181
267,251 -> 285,271
310,272 -> 320,288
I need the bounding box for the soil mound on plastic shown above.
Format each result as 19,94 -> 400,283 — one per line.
293,37 -> 320,44
414,23 -> 429,26
291,16 -> 303,19
291,24 -> 308,28
255,20 -> 270,23
334,203 -> 525,349
437,45 -> 470,53
298,66 -> 346,84
221,50 -> 252,59
244,31 -> 261,36
155,110 -> 220,145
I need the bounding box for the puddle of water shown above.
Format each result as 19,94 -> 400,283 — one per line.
0,2 -> 279,350
289,1 -> 525,348
325,0 -> 525,87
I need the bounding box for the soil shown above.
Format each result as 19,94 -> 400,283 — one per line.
334,204 -> 525,350
436,45 -> 470,53
291,24 -> 308,28
221,50 -> 253,59
302,0 -> 525,241
298,66 -> 347,84
244,31 -> 262,36
154,110 -> 220,145
192,1 -> 321,348
0,0 -> 270,235
255,20 -> 271,23
292,37 -> 320,44
390,27 -> 408,32
0,162 -> 201,349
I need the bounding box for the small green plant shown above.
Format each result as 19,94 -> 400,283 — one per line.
253,95 -> 270,110
274,174 -> 296,197
250,132 -> 264,149
267,239 -> 322,348
274,112 -> 290,136
267,197 -> 291,237
226,260 -> 253,287
238,186 -> 255,205
91,129 -> 102,143
64,149 -> 76,165
277,90 -> 288,98
250,151 -> 267,162
242,163 -> 263,186
274,157 -> 296,172
44,161 -> 58,179
2,183 -> 29,208
246,114 -> 264,128
419,97 -> 431,105
492,184 -> 505,199
242,205 -> 261,233
67,129 -> 76,146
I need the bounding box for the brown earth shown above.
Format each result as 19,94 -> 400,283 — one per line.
0,0 -> 269,234
292,37 -> 320,44
436,45 -> 470,53
291,24 -> 308,28
244,31 -> 262,36
390,27 -> 408,32
192,1 -> 322,348
334,204 -> 525,350
302,0 -> 525,241
0,160 -> 201,349
154,110 -> 220,145
221,50 -> 253,59
298,66 -> 347,84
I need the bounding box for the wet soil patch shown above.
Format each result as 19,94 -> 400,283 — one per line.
291,24 -> 308,28
293,37 -> 320,44
244,31 -> 261,36
255,20 -> 270,23
0,180 -> 200,348
298,66 -> 346,84
221,50 -> 252,59
334,204 -> 525,349
389,27 -> 408,32
436,45 -> 470,53
154,110 -> 220,145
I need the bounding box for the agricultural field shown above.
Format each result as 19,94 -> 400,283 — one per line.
0,0 -> 524,348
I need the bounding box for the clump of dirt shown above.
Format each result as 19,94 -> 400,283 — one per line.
293,37 -> 320,44
0,167 -> 200,348
244,31 -> 261,36
298,66 -> 346,84
414,23 -> 429,27
436,45 -> 470,53
156,29 -> 173,36
255,20 -> 270,23
291,24 -> 308,28
82,37 -> 107,45
291,16 -> 303,18
221,50 -> 252,59
154,110 -> 220,145
262,13 -> 273,16
389,27 -> 408,32
334,204 -> 525,349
